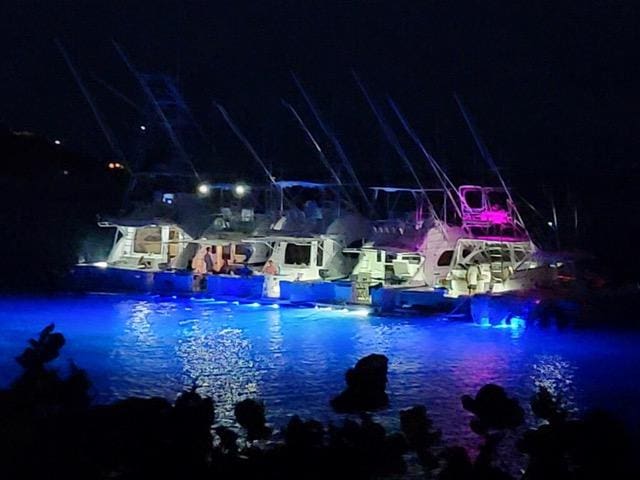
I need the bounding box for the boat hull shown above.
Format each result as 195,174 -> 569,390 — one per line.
469,292 -> 581,326
69,265 -> 265,298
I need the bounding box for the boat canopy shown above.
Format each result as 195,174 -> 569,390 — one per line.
275,180 -> 339,189
99,193 -> 214,239
245,233 -> 343,244
369,186 -> 444,193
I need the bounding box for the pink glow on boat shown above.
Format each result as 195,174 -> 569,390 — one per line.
478,210 -> 510,225
473,235 -> 526,242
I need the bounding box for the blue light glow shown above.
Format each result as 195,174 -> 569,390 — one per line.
1,294 -> 639,445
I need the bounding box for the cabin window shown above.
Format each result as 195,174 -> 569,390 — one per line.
437,250 -> 454,266
488,190 -> 509,210
133,227 -> 162,255
168,229 -> 180,257
316,242 -> 324,266
405,255 -> 422,265
376,250 -> 383,263
236,244 -> 252,257
384,264 -> 395,277
499,250 -> 511,262
284,243 -> 311,265
222,245 -> 231,260
464,190 -> 483,209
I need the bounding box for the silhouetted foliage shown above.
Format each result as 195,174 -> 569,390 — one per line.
15,323 -> 65,369
234,398 -> 272,440
519,392 -> 633,480
284,415 -> 324,451
0,330 -> 636,479
530,386 -> 567,425
400,404 -> 441,469
462,383 -> 525,434
331,353 -> 389,413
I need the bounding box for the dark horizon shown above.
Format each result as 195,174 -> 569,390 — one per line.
3,2 -> 638,166
2,1 -> 639,269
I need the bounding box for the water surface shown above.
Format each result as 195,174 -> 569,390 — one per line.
1,294 -> 639,448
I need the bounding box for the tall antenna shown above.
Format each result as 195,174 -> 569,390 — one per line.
281,99 -> 355,208
453,93 -> 529,235
112,40 -> 200,179
387,98 -> 463,220
214,102 -> 277,188
55,39 -> 125,163
351,71 -> 439,223
291,72 -> 374,214
91,74 -> 144,113
215,102 -> 293,215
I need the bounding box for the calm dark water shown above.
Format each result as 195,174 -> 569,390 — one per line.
1,294 -> 639,450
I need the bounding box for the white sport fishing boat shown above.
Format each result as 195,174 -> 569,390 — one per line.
246,181 -> 371,299
71,185 -> 273,293
345,186 -> 460,301
347,185 -> 556,306
444,185 -> 555,297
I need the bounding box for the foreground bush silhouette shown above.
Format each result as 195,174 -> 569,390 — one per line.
331,353 -> 389,413
0,325 -> 213,479
234,398 -> 272,440
0,327 -> 636,479
518,388 -> 633,480
400,405 -> 442,470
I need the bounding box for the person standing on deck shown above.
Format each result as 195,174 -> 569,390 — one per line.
204,247 -> 215,273
191,246 -> 208,291
263,259 -> 279,275
191,247 -> 207,274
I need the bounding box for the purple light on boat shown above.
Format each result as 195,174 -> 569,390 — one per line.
479,210 -> 510,225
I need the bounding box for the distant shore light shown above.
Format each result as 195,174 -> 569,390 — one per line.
54,139 -> 61,145
140,125 -> 146,131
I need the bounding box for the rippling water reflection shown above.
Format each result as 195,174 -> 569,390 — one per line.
1,294 -> 639,447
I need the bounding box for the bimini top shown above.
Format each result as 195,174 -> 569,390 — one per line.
99,193 -> 213,239
369,186 -> 444,194
275,180 -> 339,189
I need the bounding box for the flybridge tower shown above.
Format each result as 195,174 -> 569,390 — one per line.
113,42 -> 204,199
131,74 -> 202,178
458,185 -> 528,240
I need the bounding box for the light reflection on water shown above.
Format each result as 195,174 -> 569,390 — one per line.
531,354 -> 578,414
1,294 -> 639,447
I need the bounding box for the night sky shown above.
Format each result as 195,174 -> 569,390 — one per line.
2,1 -> 639,260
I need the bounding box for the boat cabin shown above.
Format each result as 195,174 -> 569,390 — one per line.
348,247 -> 425,285
445,238 -> 553,296
347,223 -> 464,289
249,234 -> 351,281
102,223 -> 191,270
443,186 -> 555,296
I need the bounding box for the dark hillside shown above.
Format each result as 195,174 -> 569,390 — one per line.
0,129 -> 126,291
